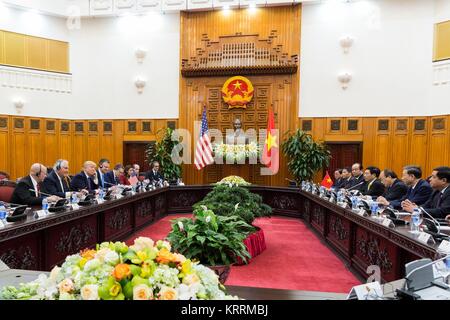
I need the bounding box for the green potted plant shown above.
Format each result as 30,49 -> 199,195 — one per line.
167,206 -> 254,283
193,184 -> 271,226
145,128 -> 182,184
281,129 -> 331,185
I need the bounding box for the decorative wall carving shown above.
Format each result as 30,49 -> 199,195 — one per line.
55,225 -> 95,255
270,194 -> 296,211
136,201 -> 153,218
170,192 -> 198,208
330,215 -> 349,241
356,235 -> 393,273
107,208 -> 131,230
0,247 -> 36,270
312,206 -> 325,227
181,32 -> 298,77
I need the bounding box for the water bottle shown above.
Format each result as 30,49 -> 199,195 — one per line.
370,201 -> 378,218
410,208 -> 420,233
71,192 -> 78,204
0,204 -> 7,221
42,197 -> 49,212
99,188 -> 105,200
351,196 -> 358,210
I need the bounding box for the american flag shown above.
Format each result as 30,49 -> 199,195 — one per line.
194,107 -> 214,170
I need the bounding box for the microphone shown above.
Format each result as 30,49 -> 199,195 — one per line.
347,181 -> 365,191
419,206 -> 442,233
0,200 -> 26,208
401,254 -> 450,293
103,181 -> 118,187
28,189 -> 53,197
285,178 -> 298,186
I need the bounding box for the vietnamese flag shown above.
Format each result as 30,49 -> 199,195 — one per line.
261,109 -> 279,175
321,171 -> 333,189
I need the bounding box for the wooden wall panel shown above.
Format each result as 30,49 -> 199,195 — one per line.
180,6 -> 301,186
434,20 -> 450,62
298,115 -> 450,182
0,30 -> 70,73
0,115 -> 177,180
4,31 -> 25,67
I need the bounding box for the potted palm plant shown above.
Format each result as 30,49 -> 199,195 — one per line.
281,129 -> 331,185
145,128 -> 182,185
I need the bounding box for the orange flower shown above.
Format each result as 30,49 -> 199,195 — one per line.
80,249 -> 96,260
156,248 -> 177,264
112,263 -> 131,281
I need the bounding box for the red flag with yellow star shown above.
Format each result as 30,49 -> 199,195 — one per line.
321,171 -> 333,189
261,109 -> 279,175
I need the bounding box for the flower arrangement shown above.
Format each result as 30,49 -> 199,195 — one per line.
217,175 -> 251,187
213,141 -> 260,164
0,237 -> 238,300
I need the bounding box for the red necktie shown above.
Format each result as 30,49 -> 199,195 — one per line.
36,184 -> 40,197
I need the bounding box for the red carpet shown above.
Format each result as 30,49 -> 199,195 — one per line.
126,214 -> 361,293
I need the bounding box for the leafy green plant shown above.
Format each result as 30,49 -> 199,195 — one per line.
145,128 -> 182,182
167,207 -> 254,266
281,129 -> 331,184
193,184 -> 272,225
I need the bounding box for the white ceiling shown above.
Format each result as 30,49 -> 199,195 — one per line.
1,0 -> 320,17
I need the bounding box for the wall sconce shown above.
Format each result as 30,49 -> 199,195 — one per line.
135,48 -> 147,64
134,77 -> 147,94
13,98 -> 25,113
337,72 -> 352,90
340,36 -> 354,54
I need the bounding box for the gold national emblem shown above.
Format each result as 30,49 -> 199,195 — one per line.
221,76 -> 254,109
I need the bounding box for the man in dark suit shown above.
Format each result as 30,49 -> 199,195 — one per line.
42,159 -> 72,198
362,166 -> 385,198
341,167 -> 352,189
402,166 -> 450,218
11,163 -> 60,206
333,169 -> 345,189
377,169 -> 408,206
347,163 -> 366,192
70,161 -> 99,193
104,164 -> 124,186
145,161 -> 164,183
388,165 -> 432,210
96,159 -> 110,189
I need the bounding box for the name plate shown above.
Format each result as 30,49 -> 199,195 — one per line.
35,210 -> 47,218
97,198 -> 104,204
417,232 -> 435,245
356,209 -> 367,217
438,240 -> 450,254
0,220 -> 4,228
381,218 -> 394,228
115,194 -> 123,200
347,281 -> 383,300
71,204 -> 80,210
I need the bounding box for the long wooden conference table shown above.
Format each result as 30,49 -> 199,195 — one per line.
0,185 -> 439,283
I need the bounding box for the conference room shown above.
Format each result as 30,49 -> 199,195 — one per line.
0,0 -> 449,307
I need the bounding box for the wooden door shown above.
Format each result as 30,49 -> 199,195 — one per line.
123,142 -> 152,172
325,142 -> 362,178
